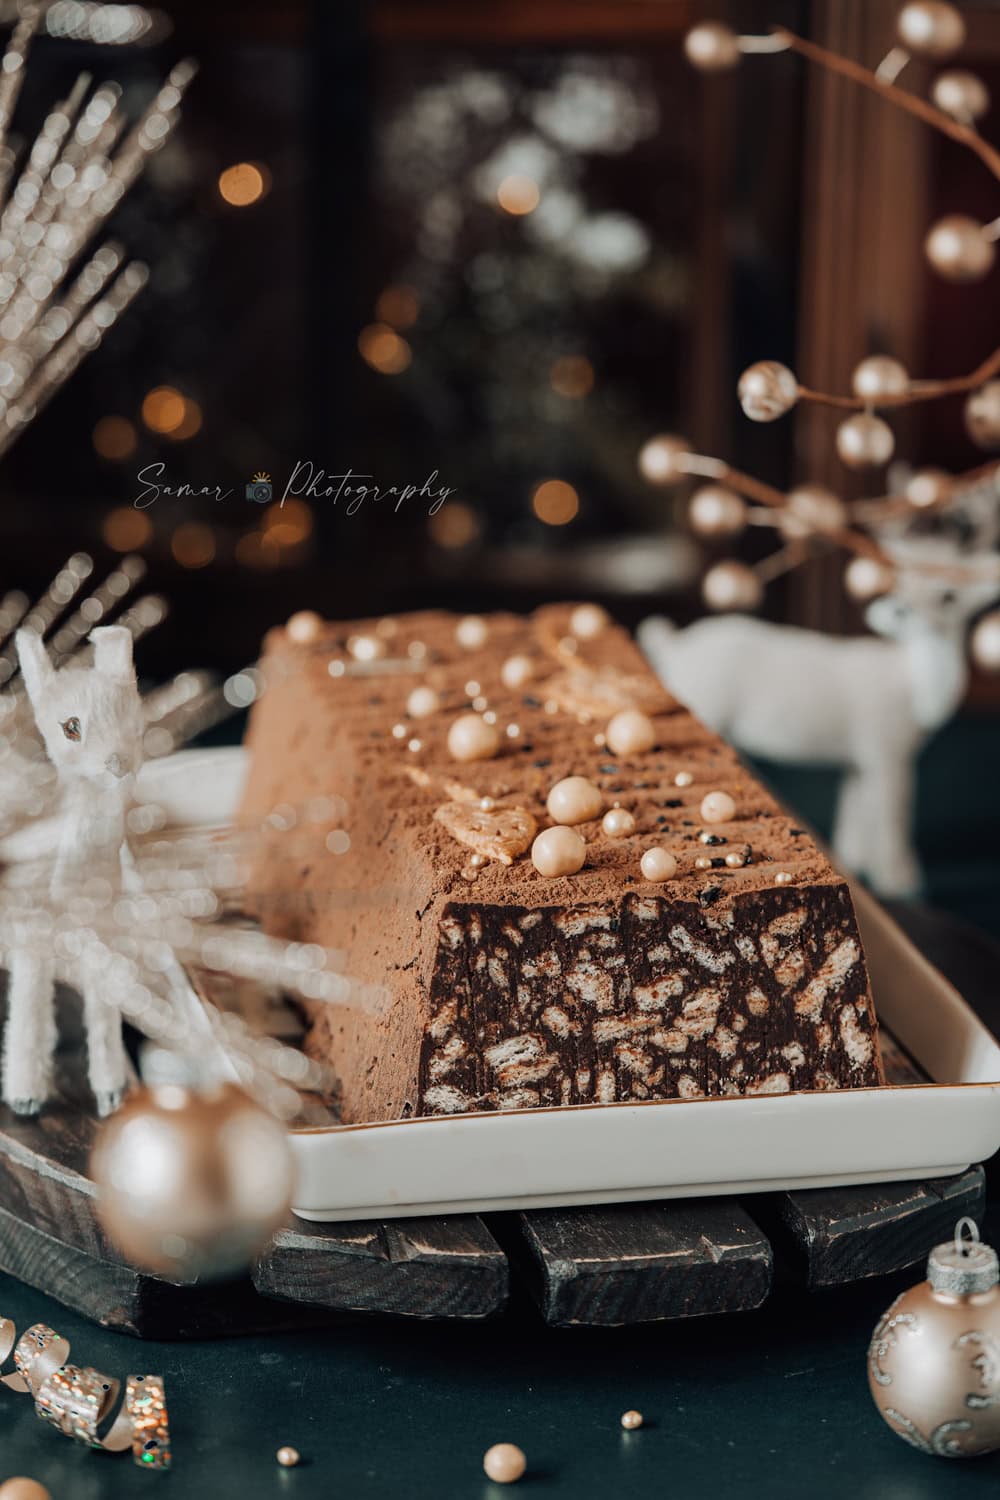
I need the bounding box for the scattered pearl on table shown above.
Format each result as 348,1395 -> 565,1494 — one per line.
836,412 -> 895,468
737,360 -> 798,422
480,797 -> 496,811
694,855 -> 713,871
465,680 -> 482,697
407,738 -> 423,753
965,382 -> 1000,448
640,847 -> 678,883
606,708 -> 656,757
447,713 -> 500,763
851,356 -> 909,401
972,610 -> 1000,671
483,1443 -> 527,1484
391,723 -> 407,739
725,851 -> 747,868
276,1447 -> 301,1468
933,69 -> 990,121
701,791 -> 736,824
638,433 -> 691,484
684,20 -> 740,70
531,826 -> 587,878
473,696 -> 489,712
897,0 -> 966,57
674,770 -> 694,787
348,633 -> 383,662
0,1482 -> 52,1500
506,723 -> 521,738
455,615 -> 488,649
689,484 -> 747,538
702,559 -> 763,613
407,685 -> 440,718
547,776 -> 604,825
501,654 -> 534,690
602,807 -> 636,839
470,853 -> 488,869
620,1410 -> 644,1431
569,603 -> 609,640
925,215 -> 995,283
328,659 -> 346,678
286,609 -> 322,644
774,871 -> 794,886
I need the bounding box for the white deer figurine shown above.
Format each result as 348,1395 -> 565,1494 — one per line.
1,625 -> 144,1115
639,558 -> 998,898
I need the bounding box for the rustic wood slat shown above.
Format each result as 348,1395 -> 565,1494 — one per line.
772,1166 -> 986,1289
253,1214 -> 509,1320
514,1199 -> 773,1327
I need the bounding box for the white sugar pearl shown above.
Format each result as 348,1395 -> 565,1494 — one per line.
605,709 -> 656,758
774,870 -> 794,886
286,610 -> 322,644
602,808 -> 636,839
674,771 -> 694,787
455,615 -> 488,649
569,603 -> 609,640
700,791 -> 736,824
546,776 -> 604,826
349,634 -> 383,662
640,848 -> 677,883
407,686 -> 440,718
447,713 -> 500,763
500,654 -> 534,690
531,826 -> 586,878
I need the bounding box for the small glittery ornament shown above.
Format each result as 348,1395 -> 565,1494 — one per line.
869,1219 -> 1000,1458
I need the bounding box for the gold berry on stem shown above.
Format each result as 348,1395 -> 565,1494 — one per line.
924,215 -> 995,283
781,484 -> 846,537
932,70 -> 990,122
851,355 -> 909,400
683,21 -> 741,72
896,1 -> 966,58
737,360 -> 798,422
835,411 -> 895,468
904,468 -> 952,508
688,484 -> 746,537
637,433 -> 691,484
702,559 -> 763,612
965,381 -> 1000,447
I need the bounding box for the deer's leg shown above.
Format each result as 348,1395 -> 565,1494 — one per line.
2,951 -> 56,1115
81,975 -> 128,1118
864,752 -> 922,898
832,768 -> 869,874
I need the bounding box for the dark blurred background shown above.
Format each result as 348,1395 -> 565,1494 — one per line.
2,0 -> 1000,933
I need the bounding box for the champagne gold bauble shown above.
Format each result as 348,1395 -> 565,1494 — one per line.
971,610 -> 1000,671
844,555 -> 895,601
851,355 -> 909,401
932,70 -> 990,121
836,411 -> 895,468
684,22 -> 741,72
896,1 -> 966,58
925,215 -> 995,283
737,360 -> 798,422
965,381 -> 1000,448
869,1221 -> 1000,1458
702,560 -> 763,612
781,484 -> 847,537
91,1084 -> 294,1280
638,434 -> 691,484
688,484 -> 746,537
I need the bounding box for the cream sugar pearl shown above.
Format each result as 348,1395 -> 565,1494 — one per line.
547,775 -> 604,825
531,826 -> 586,878
501,654 -> 535,690
640,847 -> 677,883
569,603 -> 609,640
447,712 -> 500,763
701,790 -> 736,824
483,1443 -> 527,1484
605,708 -> 656,757
286,609 -> 323,644
455,615 -> 488,649
602,807 -> 635,839
406,685 -> 440,718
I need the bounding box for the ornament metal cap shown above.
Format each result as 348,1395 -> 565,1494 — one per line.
927,1218 -> 998,1297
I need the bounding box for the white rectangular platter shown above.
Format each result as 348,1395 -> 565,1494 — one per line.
144,747 -> 1000,1223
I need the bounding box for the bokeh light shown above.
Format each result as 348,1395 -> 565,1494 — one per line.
263,497 -> 314,548
171,522 -> 215,569
358,322 -> 412,375
217,162 -> 270,207
550,355 -> 594,399
532,479 -> 580,526
102,506 -> 152,552
168,397 -> 202,441
142,386 -> 186,434
497,174 -> 540,215
92,414 -> 137,461
375,284 -> 420,330
429,501 -> 480,549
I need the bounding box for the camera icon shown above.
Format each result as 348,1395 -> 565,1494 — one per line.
246,471 -> 272,504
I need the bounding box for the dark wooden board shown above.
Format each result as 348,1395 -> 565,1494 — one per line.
513,1200 -> 773,1327
254,1216 -> 509,1320
769,1166 -> 986,1289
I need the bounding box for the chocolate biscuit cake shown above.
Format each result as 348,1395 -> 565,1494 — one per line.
240,605 -> 884,1123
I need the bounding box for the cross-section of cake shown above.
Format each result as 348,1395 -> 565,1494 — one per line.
239,604 -> 884,1122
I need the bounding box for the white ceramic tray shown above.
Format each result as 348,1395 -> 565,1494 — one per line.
146,747 -> 1000,1223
